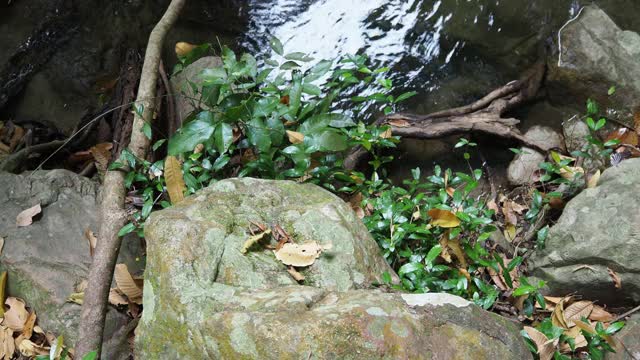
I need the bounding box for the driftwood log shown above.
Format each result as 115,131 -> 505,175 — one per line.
344,62 -> 548,170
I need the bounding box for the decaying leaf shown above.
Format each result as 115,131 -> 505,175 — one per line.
563,300 -> 593,327
348,193 -> 365,219
8,125 -> 24,152
193,143 -> 204,154
560,326 -> 587,353
241,229 -> 272,254
3,297 -> 28,331
66,292 -> 84,305
487,199 -> 499,214
447,238 -> 467,269
428,209 -> 460,228
20,311 -> 36,340
89,142 -> 113,172
0,326 -> 15,360
84,228 -> 97,258
108,288 -> 129,307
589,305 -> 614,322
17,338 -> 48,357
573,319 -> 617,349
286,130 -> 304,144
274,241 -> 331,267
503,224 -> 517,242
438,236 -> 452,263
587,170 -> 601,188
16,204 -> 41,227
608,267 -> 622,289
175,42 -> 196,56
287,266 -> 305,282
0,237 -> 4,256
114,264 -> 143,304
164,156 -> 186,205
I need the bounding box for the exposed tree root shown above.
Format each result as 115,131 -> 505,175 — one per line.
344,62 -> 547,170
76,0 -> 186,357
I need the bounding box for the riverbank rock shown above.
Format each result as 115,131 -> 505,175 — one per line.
0,170 -> 143,358
507,126 -> 563,185
548,5 -> 640,117
136,177 -> 531,359
529,158 -> 640,306
170,56 -> 223,125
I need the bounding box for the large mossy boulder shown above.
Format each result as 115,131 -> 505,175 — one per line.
530,158 -> 640,305
547,5 -> 640,116
137,177 -> 531,359
0,170 -> 142,358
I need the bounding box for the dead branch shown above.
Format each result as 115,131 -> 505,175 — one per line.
344,62 -> 547,170
76,0 -> 186,357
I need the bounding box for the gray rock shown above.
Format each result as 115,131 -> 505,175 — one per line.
170,56 -> 223,125
548,5 -> 640,116
0,170 -> 143,357
606,314 -> 640,360
562,116 -> 591,154
529,158 -> 640,306
507,126 -> 564,185
136,177 -> 531,359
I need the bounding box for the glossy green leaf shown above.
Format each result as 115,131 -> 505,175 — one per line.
214,122 -> 234,154
168,111 -> 216,155
269,37 -> 284,55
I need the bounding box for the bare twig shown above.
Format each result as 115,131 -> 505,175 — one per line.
76,0 -> 186,357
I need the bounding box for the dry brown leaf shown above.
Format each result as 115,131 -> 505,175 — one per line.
428,209 -> 460,228
274,241 -> 330,267
445,187 -> 455,197
108,289 -> 129,307
8,125 -> 24,152
605,127 -> 638,146
573,318 -> 617,350
502,201 -> 518,226
241,229 -> 271,254
175,42 -> 196,56
89,142 -> 113,172
0,326 -> 15,360
438,236 -> 452,263
17,338 -> 49,357
16,204 -> 41,227
560,326 -> 587,352
543,296 -> 566,305
348,193 -> 365,219
587,170 -> 601,188
559,166 -> 584,181
387,119 -> 411,127
286,267 -> 305,282
563,300 -> 593,327
165,156 -> 186,205
447,238 -> 467,269
114,264 -> 143,304
380,128 -> 393,139
487,199 -> 499,214
20,311 -> 36,339
84,228 -> 97,258
608,267 -> 622,289
286,130 -> 304,144
3,297 -> 28,331
551,298 -> 569,329
524,326 -> 551,355
589,305 -> 614,322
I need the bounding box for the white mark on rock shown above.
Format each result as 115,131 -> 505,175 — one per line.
366,307 -> 389,317
401,293 -> 472,308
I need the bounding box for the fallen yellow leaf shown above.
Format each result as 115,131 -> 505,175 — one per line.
241,229 -> 271,254
286,130 -> 304,144
164,156 -> 186,205
175,42 -> 196,56
428,209 -> 460,228
274,241 -> 331,267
